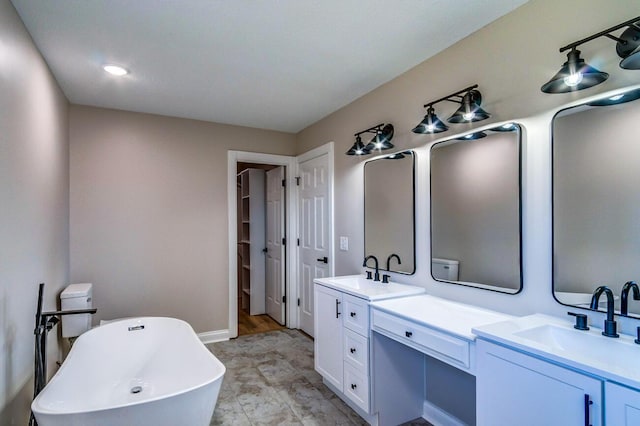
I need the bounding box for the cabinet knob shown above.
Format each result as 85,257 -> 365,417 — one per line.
350,347 -> 356,354
350,312 -> 356,317
405,331 -> 413,338
351,384 -> 357,390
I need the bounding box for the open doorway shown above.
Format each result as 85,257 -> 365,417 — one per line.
227,144 -> 333,341
236,162 -> 286,336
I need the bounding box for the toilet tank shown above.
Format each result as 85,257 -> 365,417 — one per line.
432,258 -> 459,281
60,283 -> 93,338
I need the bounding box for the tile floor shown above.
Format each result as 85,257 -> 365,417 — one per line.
207,329 -> 432,426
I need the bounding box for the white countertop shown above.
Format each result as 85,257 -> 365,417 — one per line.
473,313 -> 640,389
313,275 -> 425,301
371,294 -> 514,341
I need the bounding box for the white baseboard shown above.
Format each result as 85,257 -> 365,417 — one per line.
423,400 -> 467,426
198,329 -> 230,344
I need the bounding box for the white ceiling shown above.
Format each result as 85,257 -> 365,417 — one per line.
12,0 -> 528,133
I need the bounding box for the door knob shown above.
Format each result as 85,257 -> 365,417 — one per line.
316,256 -> 328,264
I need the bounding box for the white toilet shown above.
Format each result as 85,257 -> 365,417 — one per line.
60,283 -> 93,338
431,258 -> 459,281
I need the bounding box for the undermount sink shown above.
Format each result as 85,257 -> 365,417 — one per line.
314,275 -> 425,301
473,314 -> 640,388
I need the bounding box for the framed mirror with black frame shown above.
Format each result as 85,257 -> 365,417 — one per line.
363,150 -> 416,275
430,123 -> 523,294
553,86 -> 640,317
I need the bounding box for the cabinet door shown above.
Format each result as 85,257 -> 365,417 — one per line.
314,284 -> 343,390
477,340 -> 602,426
606,382 -> 640,426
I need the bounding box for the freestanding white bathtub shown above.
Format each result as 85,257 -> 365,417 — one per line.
31,317 -> 225,426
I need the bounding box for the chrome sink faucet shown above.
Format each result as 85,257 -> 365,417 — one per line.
621,281 -> 640,316
590,285 -> 619,338
363,255 -> 380,282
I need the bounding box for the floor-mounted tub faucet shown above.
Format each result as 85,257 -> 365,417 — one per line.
590,285 -> 619,338
363,255 -> 380,282
620,281 -> 640,316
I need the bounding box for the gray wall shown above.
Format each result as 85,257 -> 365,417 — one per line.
431,133 -> 520,289
69,106 -> 296,333
0,0 -> 70,423
295,0 -> 640,421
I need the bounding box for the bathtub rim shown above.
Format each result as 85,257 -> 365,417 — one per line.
31,316 -> 226,416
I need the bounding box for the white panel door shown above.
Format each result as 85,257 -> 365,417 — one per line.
265,167 -> 285,324
298,153 -> 330,337
606,382 -> 640,426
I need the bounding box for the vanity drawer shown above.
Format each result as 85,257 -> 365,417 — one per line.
344,328 -> 368,372
343,361 -> 370,412
372,309 -> 470,369
343,294 -> 369,336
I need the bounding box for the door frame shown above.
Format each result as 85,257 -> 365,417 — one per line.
228,151 -> 297,338
296,142 -> 335,328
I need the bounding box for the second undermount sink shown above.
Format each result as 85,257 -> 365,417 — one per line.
473,314 -> 640,388
313,275 -> 425,301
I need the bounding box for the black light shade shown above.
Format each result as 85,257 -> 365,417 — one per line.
541,49 -> 609,93
447,90 -> 491,123
364,124 -> 394,152
412,107 -> 449,134
617,26 -> 640,70
386,152 -> 406,160
346,135 -> 369,156
490,122 -> 517,132
586,88 -> 640,106
456,131 -> 487,141
620,45 -> 640,69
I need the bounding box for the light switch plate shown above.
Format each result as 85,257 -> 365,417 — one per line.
339,236 -> 349,251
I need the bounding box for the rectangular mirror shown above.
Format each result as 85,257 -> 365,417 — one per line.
430,124 -> 522,293
364,151 -> 415,274
553,88 -> 640,317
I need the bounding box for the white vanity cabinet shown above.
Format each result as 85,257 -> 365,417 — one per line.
477,340 -> 602,426
314,283 -> 371,413
605,382 -> 640,425
314,284 -> 345,390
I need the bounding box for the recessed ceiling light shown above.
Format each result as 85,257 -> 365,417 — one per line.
103,64 -> 128,76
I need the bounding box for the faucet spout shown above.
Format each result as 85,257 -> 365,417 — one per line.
590,285 -> 619,338
386,253 -> 402,271
621,281 -> 640,316
363,255 -> 380,282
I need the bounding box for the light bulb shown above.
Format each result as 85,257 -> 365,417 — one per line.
502,123 -> 514,130
609,94 -> 624,101
463,112 -> 475,121
563,72 -> 583,87
103,64 -> 128,76
426,124 -> 435,132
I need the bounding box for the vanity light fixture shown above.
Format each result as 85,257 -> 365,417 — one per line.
490,122 -> 517,132
586,87 -> 640,106
412,106 -> 449,134
412,84 -> 491,135
364,124 -> 395,152
541,16 -> 640,94
346,123 -> 394,156
103,64 -> 129,76
456,131 -> 487,141
346,135 -> 369,156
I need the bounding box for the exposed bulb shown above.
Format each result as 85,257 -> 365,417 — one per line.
609,94 -> 624,101
103,64 -> 128,76
426,124 -> 435,132
502,123 -> 515,130
463,111 -> 475,121
563,72 -> 583,87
